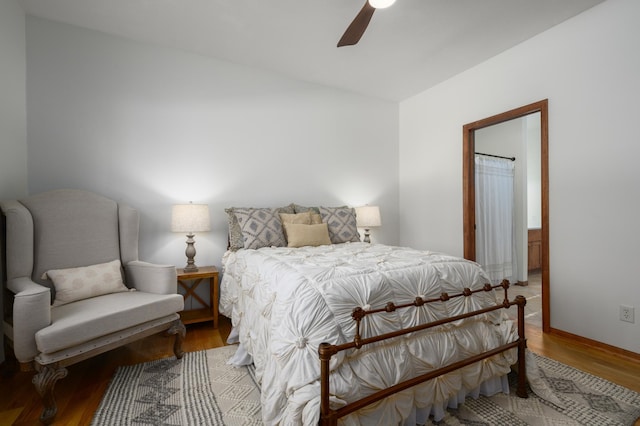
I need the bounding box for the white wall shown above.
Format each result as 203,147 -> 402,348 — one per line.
0,1 -> 28,199
399,0 -> 640,353
0,0 -> 28,365
25,17 -> 399,283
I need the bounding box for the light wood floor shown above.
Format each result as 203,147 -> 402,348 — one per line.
1,317 -> 639,425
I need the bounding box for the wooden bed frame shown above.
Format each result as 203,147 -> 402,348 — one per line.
318,280 -> 528,425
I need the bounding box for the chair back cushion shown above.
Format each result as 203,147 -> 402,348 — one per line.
20,189 -> 122,291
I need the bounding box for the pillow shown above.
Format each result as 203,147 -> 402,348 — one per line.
225,208 -> 245,251
279,212 -> 312,243
319,206 -> 361,244
43,259 -> 128,306
293,204 -> 321,214
284,223 -> 332,248
279,211 -> 312,225
226,204 -> 294,250
234,207 -> 288,249
310,213 -> 323,224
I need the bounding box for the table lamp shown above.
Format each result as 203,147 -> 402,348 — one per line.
172,203 -> 210,272
355,205 -> 381,243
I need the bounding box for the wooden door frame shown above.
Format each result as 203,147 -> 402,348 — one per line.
462,99 -> 549,332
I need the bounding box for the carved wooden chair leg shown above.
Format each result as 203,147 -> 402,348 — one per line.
167,319 -> 186,359
33,363 -> 68,424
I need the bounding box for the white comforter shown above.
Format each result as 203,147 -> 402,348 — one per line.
220,243 -> 517,425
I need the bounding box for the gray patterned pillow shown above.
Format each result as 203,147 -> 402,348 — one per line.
226,205 -> 294,250
319,206 -> 361,244
293,204 -> 321,214
233,207 -> 288,249
225,208 -> 245,250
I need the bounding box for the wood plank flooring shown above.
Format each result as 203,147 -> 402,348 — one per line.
1,317 -> 639,425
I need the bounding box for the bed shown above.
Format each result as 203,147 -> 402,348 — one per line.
219,205 -> 527,425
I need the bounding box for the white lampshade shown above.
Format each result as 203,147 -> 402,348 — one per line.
355,205 -> 381,228
369,0 -> 396,9
171,203 -> 211,233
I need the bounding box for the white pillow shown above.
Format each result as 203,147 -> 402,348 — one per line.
43,259 -> 129,306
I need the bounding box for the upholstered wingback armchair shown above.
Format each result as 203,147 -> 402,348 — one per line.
1,189 -> 185,424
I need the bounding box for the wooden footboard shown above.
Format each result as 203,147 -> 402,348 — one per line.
318,280 -> 528,426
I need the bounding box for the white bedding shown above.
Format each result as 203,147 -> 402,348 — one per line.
220,242 -> 518,425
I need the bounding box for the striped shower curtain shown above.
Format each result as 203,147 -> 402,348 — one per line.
475,155 -> 517,284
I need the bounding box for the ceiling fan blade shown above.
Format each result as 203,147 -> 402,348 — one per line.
337,1 -> 376,47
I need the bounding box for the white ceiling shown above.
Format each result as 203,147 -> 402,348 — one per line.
19,0 -> 605,102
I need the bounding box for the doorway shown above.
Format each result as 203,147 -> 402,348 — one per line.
462,100 -> 549,332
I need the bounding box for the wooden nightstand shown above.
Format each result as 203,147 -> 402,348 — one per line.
176,266 -> 219,328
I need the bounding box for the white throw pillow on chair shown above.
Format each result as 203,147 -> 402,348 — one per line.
43,259 -> 129,306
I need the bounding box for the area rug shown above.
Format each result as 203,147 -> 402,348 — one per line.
92,345 -> 640,426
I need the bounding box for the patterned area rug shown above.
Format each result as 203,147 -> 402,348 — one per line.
92,345 -> 261,425
92,346 -> 640,426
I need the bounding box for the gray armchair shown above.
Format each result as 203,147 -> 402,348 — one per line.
1,189 -> 186,424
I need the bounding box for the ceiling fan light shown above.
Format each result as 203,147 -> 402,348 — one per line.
369,0 -> 396,9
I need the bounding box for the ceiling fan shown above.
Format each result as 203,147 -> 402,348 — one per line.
337,0 -> 397,47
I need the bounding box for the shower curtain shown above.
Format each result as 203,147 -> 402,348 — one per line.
475,155 -> 518,284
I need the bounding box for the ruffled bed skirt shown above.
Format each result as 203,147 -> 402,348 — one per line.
410,375 -> 509,425
226,328 -> 511,425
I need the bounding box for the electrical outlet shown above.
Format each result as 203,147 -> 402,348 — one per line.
620,305 -> 635,323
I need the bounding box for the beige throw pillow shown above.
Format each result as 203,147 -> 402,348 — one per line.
284,223 -> 332,248
280,212 -> 312,242
44,259 -> 129,306
279,211 -> 312,225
